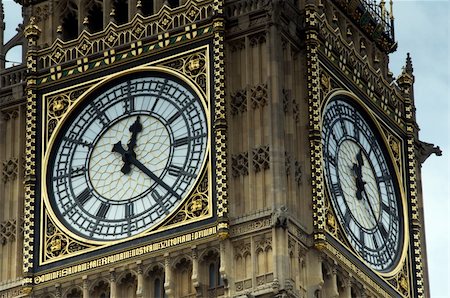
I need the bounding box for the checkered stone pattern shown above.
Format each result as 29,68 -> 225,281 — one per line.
305,8 -> 326,245
405,101 -> 425,297
213,23 -> 228,220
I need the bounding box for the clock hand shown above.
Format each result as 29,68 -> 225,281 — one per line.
352,149 -> 366,201
111,116 -> 143,174
127,116 -> 142,156
112,142 -> 181,200
112,141 -> 133,174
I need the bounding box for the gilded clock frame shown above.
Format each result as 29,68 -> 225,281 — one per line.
36,46 -> 218,267
320,90 -> 410,280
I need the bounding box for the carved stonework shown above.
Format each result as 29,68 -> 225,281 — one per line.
250,83 -> 268,109
32,3 -> 52,22
252,145 -> 269,172
231,152 -> 249,177
43,211 -> 93,262
230,89 -> 247,115
0,219 -> 17,244
1,108 -> 19,121
163,50 -> 208,93
2,158 -> 19,183
249,32 -> 267,47
164,173 -> 210,226
46,85 -> 92,142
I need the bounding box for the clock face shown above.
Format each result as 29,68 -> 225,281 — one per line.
322,97 -> 402,272
47,73 -> 208,241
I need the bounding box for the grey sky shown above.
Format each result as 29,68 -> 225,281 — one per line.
2,0 -> 449,296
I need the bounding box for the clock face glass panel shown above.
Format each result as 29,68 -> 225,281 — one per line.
322,97 -> 402,272
47,73 -> 208,241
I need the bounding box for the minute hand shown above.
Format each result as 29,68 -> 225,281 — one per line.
112,143 -> 180,199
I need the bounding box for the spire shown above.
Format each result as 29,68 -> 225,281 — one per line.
405,52 -> 414,75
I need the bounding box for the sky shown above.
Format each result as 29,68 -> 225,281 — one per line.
1,0 -> 449,296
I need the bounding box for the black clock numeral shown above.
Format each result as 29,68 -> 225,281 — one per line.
124,96 -> 135,114
359,229 -> 365,246
173,137 -> 189,147
331,183 -> 343,197
96,203 -> 110,219
63,137 -> 93,148
343,209 -> 351,226
76,188 -> 92,206
168,164 -> 182,177
381,202 -> 395,216
379,223 -> 388,239
167,110 -> 182,125
151,190 -> 169,214
125,203 -> 134,218
90,102 -> 110,127
376,174 -> 391,184
53,166 -> 86,181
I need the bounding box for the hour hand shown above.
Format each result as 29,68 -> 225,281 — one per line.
111,141 -> 132,174
127,116 -> 142,154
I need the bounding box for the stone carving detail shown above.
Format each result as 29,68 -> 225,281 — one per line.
228,38 -> 245,52
252,145 -> 269,172
294,161 -> 302,185
250,83 -> 268,109
292,99 -> 300,124
282,89 -> 290,113
249,32 -> 267,47
2,158 -> 19,183
32,3 -> 52,22
1,219 -> 17,244
285,153 -> 302,184
163,174 -> 210,226
272,206 -> 287,229
163,50 -> 208,93
230,89 -> 247,115
2,108 -> 19,121
231,152 -> 249,177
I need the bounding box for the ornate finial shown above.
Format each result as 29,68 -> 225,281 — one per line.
83,17 -> 89,28
56,25 -> 63,39
136,0 -> 143,14
24,16 -> 41,45
389,0 -> 394,21
405,52 -> 413,74
110,9 -> 117,24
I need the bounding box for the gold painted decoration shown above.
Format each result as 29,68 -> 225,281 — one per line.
45,85 -> 93,145
163,51 -> 208,94
163,173 -> 210,227
43,211 -> 94,262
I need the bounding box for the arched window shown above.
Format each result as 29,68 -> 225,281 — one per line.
85,0 -> 103,33
141,0 -> 153,16
59,0 -> 78,41
208,262 -> 222,288
167,0 -> 179,8
113,0 -> 128,25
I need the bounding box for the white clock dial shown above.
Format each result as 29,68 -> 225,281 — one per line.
322,97 -> 402,272
48,73 -> 208,241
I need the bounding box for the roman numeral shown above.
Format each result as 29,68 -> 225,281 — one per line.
76,188 -> 92,206
167,110 -> 181,125
63,137 -> 93,148
151,190 -> 169,214
331,183 -> 343,197
90,103 -> 110,127
53,167 -> 86,181
343,209 -> 351,226
125,203 -> 134,218
376,174 -> 391,184
173,137 -> 189,147
96,203 -> 110,219
379,223 -> 388,239
168,165 -> 182,177
381,202 -> 394,215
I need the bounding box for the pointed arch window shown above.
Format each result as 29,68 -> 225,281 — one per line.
85,0 -> 103,33
113,0 -> 128,25
59,0 -> 78,41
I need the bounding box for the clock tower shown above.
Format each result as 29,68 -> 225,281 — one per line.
0,0 -> 439,297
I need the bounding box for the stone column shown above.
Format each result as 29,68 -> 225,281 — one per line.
191,246 -> 200,295
136,261 -> 144,297
82,275 -> 90,298
110,269 -> 117,298
164,253 -> 174,298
